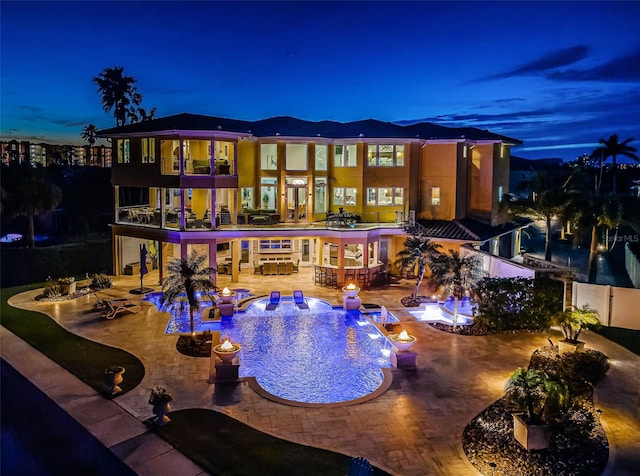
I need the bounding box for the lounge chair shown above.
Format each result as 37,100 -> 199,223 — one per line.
103,300 -> 141,320
265,291 -> 281,311
293,290 -> 309,310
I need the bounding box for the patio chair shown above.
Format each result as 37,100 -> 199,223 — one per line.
265,291 -> 281,311
293,290 -> 309,310
103,300 -> 141,320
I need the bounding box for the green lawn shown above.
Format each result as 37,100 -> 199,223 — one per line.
0,284 -> 145,396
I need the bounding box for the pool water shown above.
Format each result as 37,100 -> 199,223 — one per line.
144,294 -> 393,404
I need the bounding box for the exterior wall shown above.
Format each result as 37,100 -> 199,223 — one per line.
419,143 -> 458,221
462,247 -> 535,279
572,282 -> 640,330
468,144 -> 494,224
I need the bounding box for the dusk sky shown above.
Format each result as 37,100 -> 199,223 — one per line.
2,1 -> 639,161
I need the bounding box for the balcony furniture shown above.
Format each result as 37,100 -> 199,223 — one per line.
326,212 -> 357,228
253,261 -> 263,274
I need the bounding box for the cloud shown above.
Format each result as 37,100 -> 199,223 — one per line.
475,45 -> 590,82
546,48 -> 640,82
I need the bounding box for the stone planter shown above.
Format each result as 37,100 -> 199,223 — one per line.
105,366 -> 125,396
512,413 -> 551,450
152,401 -> 171,426
558,339 -> 585,354
60,281 -> 77,295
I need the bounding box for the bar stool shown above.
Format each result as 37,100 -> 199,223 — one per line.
314,265 -> 324,286
356,269 -> 369,289
325,268 -> 338,288
344,269 -> 356,285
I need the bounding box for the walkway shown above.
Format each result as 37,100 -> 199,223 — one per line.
3,269 -> 639,475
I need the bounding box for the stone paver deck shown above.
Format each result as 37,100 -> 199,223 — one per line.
3,269 -> 639,475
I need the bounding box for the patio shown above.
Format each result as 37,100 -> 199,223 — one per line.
3,269 -> 640,475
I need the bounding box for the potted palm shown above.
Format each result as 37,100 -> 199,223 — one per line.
504,367 -> 570,450
149,386 -> 173,426
552,305 -> 601,353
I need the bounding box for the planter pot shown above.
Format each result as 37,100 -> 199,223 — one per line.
105,366 -> 125,396
152,401 -> 171,426
512,413 -> 551,450
558,339 -> 585,354
60,282 -> 76,295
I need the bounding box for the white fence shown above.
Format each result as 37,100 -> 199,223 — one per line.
572,281 -> 640,330
625,243 -> 640,289
461,246 -> 535,279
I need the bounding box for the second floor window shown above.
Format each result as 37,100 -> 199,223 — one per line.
333,187 -> 356,206
286,144 -> 307,170
367,144 -> 404,166
367,187 -> 404,206
431,187 -> 441,205
142,138 -> 155,163
117,139 -> 130,163
334,144 -> 357,167
261,143 -> 278,170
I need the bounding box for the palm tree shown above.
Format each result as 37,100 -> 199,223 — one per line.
592,134 -> 638,194
160,251 -> 218,337
2,167 -> 62,247
93,66 -> 138,127
428,249 -> 481,332
552,305 -> 600,343
506,171 -> 574,261
505,368 -> 569,424
139,107 -> 157,122
395,234 -> 441,300
81,124 -> 98,165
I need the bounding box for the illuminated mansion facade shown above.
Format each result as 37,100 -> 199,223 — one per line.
98,113 -> 525,286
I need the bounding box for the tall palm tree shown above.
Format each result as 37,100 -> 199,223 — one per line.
160,251 -> 218,337
506,170 -> 574,261
428,249 -> 481,332
566,170 -> 623,283
81,124 -> 98,165
592,134 -> 638,194
395,234 -> 441,300
93,66 -> 138,127
139,107 -> 157,122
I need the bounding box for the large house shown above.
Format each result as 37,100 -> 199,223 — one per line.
98,113 -> 526,287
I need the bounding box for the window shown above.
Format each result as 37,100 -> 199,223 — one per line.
142,138 -> 155,163
241,187 -> 254,209
117,139 -> 130,163
334,144 -> 357,167
500,144 -> 506,159
333,187 -> 356,206
261,144 -> 278,170
314,178 -> 327,213
259,239 -> 292,251
431,187 -> 441,205
286,143 -> 307,170
463,144 -> 468,159
260,177 -> 277,209
367,144 -> 404,166
367,187 -> 404,206
498,186 -> 503,203
315,144 -> 327,171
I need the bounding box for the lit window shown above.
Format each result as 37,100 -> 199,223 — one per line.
432,187 -> 440,205
463,145 -> 468,159
142,138 -> 155,163
285,143 -> 307,170
367,144 -> 404,166
261,144 -> 278,170
334,144 -> 357,167
498,186 -> 503,203
333,187 -> 357,206
315,144 -> 327,171
366,187 -> 404,206
117,139 -> 130,163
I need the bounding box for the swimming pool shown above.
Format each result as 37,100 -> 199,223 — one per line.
145,293 -> 394,405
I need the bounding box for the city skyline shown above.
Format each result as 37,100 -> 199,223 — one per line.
1,1 -> 639,161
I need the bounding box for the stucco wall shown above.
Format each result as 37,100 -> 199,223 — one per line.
572,282 -> 640,330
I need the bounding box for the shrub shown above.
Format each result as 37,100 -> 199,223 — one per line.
41,284 -> 62,298
89,273 -> 112,290
561,350 -> 610,385
472,277 -> 563,332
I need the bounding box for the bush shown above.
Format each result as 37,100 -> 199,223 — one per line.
89,273 -> 112,290
472,277 -> 563,332
41,283 -> 62,298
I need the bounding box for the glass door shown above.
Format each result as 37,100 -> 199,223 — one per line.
285,177 -> 308,223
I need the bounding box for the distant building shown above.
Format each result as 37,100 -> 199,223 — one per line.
98,113 -> 527,284
1,139 -> 112,167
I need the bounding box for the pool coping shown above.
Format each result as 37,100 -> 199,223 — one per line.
245,367 -> 394,408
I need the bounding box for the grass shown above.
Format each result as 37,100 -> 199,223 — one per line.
0,284 -> 145,396
148,408 -> 389,476
595,326 -> 640,355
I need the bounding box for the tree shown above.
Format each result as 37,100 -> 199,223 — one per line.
505,368 -> 570,424
506,171 -> 574,261
81,124 -> 98,165
428,249 -> 481,332
552,305 -> 601,343
160,251 -> 218,337
139,107 -> 157,122
395,234 -> 441,300
592,134 -> 638,194
93,66 -> 139,127
1,166 -> 62,247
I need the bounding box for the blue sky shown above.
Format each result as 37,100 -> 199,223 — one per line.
1,1 -> 639,161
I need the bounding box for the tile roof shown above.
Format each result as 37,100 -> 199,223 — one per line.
98,113 -> 521,144
412,218 -> 532,242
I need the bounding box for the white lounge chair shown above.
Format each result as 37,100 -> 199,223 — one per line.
103,300 -> 141,320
